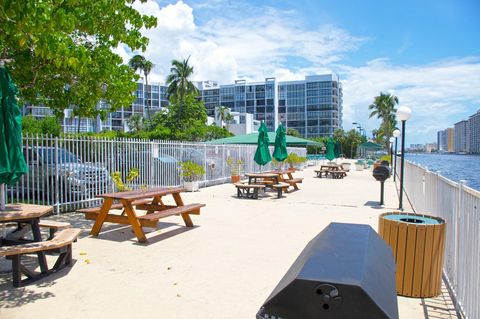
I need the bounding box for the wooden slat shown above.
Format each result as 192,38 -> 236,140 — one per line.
78,199 -> 151,214
436,223 -> 446,294
412,226 -> 426,297
234,184 -> 265,189
84,212 -> 157,228
39,220 -> 71,230
402,223 -> 417,296
388,221 -> 399,260
384,220 -> 391,247
421,225 -> 435,296
137,204 -> 205,222
430,224 -> 443,296
0,228 -> 81,257
136,204 -> 177,211
121,200 -> 147,243
96,187 -> 185,200
378,216 -> 385,237
396,222 -> 408,294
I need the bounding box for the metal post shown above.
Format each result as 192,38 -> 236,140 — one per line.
380,181 -> 385,206
0,183 -> 5,210
390,143 -> 393,167
393,138 -> 398,182
399,121 -> 406,210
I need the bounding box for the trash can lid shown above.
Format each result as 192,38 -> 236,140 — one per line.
383,214 -> 441,225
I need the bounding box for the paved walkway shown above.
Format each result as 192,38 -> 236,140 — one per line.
0,165 -> 457,318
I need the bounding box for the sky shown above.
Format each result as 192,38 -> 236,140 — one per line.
117,0 -> 480,145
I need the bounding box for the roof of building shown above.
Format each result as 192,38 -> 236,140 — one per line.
207,133 -> 323,147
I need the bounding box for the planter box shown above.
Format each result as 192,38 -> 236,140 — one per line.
231,175 -> 241,183
355,163 -> 364,171
184,181 -> 200,192
341,162 -> 351,171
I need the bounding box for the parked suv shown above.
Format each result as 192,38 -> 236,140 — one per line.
21,146 -> 112,201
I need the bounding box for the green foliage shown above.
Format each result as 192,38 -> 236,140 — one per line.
179,161 -> 205,182
129,55 -> 153,117
1,1 -> 157,121
204,125 -> 233,141
286,128 -> 301,137
22,115 -> 61,136
111,168 -> 140,192
333,129 -> 366,158
286,153 -> 307,166
126,114 -> 144,132
226,157 -> 244,176
379,155 -> 391,164
166,57 -> 198,121
306,137 -> 327,154
368,92 -> 399,147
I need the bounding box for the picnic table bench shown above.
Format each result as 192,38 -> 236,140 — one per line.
265,170 -> 303,191
82,187 -> 205,243
0,228 -> 81,287
272,183 -> 290,198
235,183 -> 265,199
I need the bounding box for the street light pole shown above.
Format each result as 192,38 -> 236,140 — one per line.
396,107 -> 412,210
389,137 -> 395,167
393,129 -> 400,181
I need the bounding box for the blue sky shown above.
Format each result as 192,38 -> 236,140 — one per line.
124,0 -> 480,145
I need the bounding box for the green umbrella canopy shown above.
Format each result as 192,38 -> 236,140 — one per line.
254,122 -> 272,166
325,137 -> 335,161
359,141 -> 383,150
207,132 -> 322,147
272,124 -> 288,162
0,67 -> 27,186
334,140 -> 342,158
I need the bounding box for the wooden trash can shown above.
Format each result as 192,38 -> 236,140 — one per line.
378,212 -> 446,298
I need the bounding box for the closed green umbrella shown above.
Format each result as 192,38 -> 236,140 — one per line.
334,140 -> 342,158
325,137 -> 335,161
254,122 -> 272,166
0,67 -> 27,209
272,124 -> 288,162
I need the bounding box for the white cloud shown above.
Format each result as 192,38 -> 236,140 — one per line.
120,1 -> 480,144
340,57 -> 480,144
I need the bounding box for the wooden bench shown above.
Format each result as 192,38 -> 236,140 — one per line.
235,183 -> 265,199
0,228 -> 82,287
137,203 -> 205,227
314,169 -> 330,178
79,199 -> 154,226
39,220 -> 71,240
283,177 -> 304,190
272,183 -> 290,198
330,170 -> 347,179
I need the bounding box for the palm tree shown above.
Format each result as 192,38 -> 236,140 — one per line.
166,57 -> 198,120
129,55 -> 154,118
369,92 -> 399,147
216,106 -> 234,128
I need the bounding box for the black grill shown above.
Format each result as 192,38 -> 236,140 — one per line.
257,223 -> 398,319
373,166 -> 391,182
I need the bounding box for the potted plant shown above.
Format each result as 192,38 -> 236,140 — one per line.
179,161 -> 205,192
226,157 -> 244,183
341,162 -> 351,172
355,160 -> 365,171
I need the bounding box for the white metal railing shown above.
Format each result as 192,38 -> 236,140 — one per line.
401,160 -> 480,319
5,134 -> 306,213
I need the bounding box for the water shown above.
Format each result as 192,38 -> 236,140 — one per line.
405,153 -> 480,191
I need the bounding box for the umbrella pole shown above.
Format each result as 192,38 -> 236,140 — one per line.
0,183 -> 5,210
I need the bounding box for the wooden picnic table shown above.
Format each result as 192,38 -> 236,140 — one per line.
320,164 -> 342,171
0,204 -> 53,273
265,169 -> 304,191
88,187 -> 204,243
245,173 -> 279,186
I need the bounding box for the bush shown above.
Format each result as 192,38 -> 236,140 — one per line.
179,161 -> 205,182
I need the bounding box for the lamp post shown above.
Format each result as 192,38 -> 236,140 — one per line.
397,106 -> 412,210
389,137 -> 395,167
392,129 -> 401,181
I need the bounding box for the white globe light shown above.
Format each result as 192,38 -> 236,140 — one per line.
393,129 -> 401,138
389,137 -> 395,143
397,106 -> 412,121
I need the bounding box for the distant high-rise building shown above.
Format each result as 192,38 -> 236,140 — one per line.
468,109 -> 480,154
446,128 -> 455,152
454,120 -> 469,153
437,129 -> 448,152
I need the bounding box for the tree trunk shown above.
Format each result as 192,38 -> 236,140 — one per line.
145,75 -> 150,119
77,116 -> 81,133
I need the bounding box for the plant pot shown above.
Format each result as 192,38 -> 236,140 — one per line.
231,175 -> 241,183
355,163 -> 364,171
184,181 -> 199,192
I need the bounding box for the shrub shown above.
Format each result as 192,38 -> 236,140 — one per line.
179,161 -> 205,182
226,156 -> 244,176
